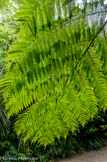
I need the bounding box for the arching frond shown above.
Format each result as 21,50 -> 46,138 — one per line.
0,0 -> 107,146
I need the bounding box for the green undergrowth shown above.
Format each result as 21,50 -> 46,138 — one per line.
0,111 -> 107,162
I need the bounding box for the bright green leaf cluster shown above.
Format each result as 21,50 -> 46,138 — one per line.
0,0 -> 107,146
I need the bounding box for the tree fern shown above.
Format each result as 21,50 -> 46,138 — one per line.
0,0 -> 107,146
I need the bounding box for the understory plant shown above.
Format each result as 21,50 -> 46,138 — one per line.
1,110 -> 107,162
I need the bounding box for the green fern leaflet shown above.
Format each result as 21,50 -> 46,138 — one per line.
0,0 -> 107,146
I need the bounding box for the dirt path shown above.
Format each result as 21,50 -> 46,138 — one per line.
56,146 -> 107,162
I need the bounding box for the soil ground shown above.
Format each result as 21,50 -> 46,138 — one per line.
56,145 -> 107,162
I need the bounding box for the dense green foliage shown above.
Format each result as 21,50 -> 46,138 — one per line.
0,22 -> 17,136
0,0 -> 107,147
0,111 -> 107,161
0,1 -> 107,160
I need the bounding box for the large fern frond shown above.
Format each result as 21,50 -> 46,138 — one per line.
0,0 -> 107,146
